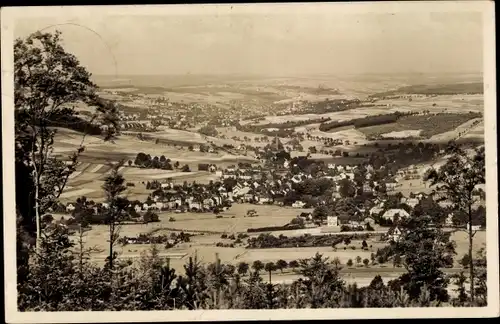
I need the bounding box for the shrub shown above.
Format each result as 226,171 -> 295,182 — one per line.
351,246 -> 356,250
228,234 -> 235,240
363,258 -> 370,267
221,234 -> 228,239
340,225 -> 351,232
247,224 -> 303,233
169,217 -> 176,222
216,215 -> 223,219
460,254 -> 471,268
347,259 -> 354,267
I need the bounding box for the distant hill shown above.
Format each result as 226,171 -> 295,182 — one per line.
368,82 -> 483,98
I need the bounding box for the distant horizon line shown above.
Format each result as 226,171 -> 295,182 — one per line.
92,71 -> 483,78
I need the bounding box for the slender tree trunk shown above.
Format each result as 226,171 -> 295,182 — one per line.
79,224 -> 84,276
109,221 -> 114,270
34,169 -> 41,254
468,200 -> 475,303
269,270 -> 272,284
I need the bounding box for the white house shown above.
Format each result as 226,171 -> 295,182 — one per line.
134,205 -> 142,213
369,206 -> 383,216
66,203 -> 75,212
467,223 -> 482,231
364,217 -> 376,227
445,213 -> 454,226
388,227 -> 403,242
406,198 -> 420,208
327,215 -> 340,227
382,209 -> 410,222
292,201 -> 306,208
386,182 -> 398,191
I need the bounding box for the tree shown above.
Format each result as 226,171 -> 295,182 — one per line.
14,30 -> 119,269
237,262 -> 250,276
288,260 -> 299,271
425,144 -> 485,302
181,164 -> 191,172
362,240 -> 368,249
355,256 -> 362,266
199,125 -> 218,137
312,205 -> 329,224
276,259 -> 288,273
332,257 -> 342,271
346,259 -> 354,267
393,213 -> 455,302
143,210 -> 159,223
393,254 -> 402,268
460,253 -> 471,269
264,262 -> 276,283
102,162 -> 129,270
338,178 -> 356,198
363,258 -> 370,267
297,253 -> 345,308
252,260 -> 264,273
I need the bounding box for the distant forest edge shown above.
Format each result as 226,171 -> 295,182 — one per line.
368,82 -> 483,98
99,84 -> 341,97
318,111 -> 482,139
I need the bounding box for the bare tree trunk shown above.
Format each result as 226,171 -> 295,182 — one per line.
79,224 -> 84,275
34,170 -> 41,254
468,201 -> 475,303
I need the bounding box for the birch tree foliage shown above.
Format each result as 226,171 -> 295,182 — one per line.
14,30 -> 119,241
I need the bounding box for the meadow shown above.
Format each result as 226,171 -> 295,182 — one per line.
357,113 -> 482,139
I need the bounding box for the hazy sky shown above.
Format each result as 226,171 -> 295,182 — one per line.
14,9 -> 484,76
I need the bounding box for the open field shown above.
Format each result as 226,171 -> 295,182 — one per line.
154,204 -> 312,233
54,128 -> 255,166
250,93 -> 483,126
60,166 -> 220,203
357,114 -> 481,140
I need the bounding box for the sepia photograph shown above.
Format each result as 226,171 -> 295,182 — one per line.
1,2 -> 498,322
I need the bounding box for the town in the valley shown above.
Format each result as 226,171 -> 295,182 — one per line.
12,7 -> 490,311
53,74 -> 486,290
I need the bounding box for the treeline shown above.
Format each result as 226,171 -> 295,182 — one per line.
19,226 -> 486,311
247,223 -> 305,233
318,111 -> 414,132
133,152 -> 191,172
239,117 -> 331,132
368,82 -> 484,98
246,233 -> 371,249
118,232 -> 192,247
47,113 -> 103,135
278,98 -> 362,116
